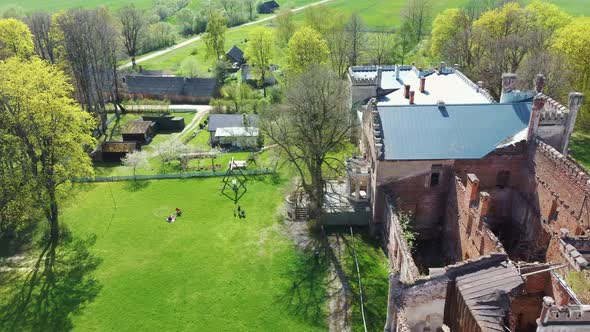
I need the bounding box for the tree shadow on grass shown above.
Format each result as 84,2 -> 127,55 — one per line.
0,228 -> 102,332
277,230 -> 351,328
123,180 -> 150,192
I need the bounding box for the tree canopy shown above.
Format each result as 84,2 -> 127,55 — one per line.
287,26 -> 329,75
0,18 -> 34,59
244,27 -> 273,95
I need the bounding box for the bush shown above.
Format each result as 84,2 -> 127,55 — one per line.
143,22 -> 176,53
180,57 -> 200,78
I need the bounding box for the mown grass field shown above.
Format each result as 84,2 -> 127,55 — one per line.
0,177 -> 326,331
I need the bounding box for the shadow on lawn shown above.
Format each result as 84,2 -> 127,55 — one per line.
123,180 -> 151,192
277,229 -> 352,328
0,228 -> 102,332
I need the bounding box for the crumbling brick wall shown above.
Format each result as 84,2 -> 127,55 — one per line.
445,176 -> 506,261
384,196 -> 420,283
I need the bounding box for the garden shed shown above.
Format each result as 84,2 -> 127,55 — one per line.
122,120 -> 156,144
96,141 -> 140,162
142,115 -> 185,132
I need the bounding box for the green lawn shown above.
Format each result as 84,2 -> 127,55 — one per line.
0,176 -> 329,331
569,132 -> 590,171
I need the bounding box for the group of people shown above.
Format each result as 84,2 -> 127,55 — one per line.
166,208 -> 183,223
233,205 -> 246,219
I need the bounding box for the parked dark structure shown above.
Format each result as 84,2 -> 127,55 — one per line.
226,45 -> 245,67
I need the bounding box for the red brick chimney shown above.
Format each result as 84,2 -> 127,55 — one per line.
409,91 -> 415,104
404,85 -> 410,99
527,94 -> 546,142
419,77 -> 426,93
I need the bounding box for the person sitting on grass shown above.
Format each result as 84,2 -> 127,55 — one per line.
167,214 -> 176,223
176,208 -> 182,217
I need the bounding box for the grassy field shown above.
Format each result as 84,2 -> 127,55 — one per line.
0,177 -> 328,331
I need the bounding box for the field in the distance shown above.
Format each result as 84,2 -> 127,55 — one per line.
5,0 -> 590,16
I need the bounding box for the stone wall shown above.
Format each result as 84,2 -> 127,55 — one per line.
384,196 -> 420,283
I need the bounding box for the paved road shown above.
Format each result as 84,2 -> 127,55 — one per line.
118,0 -> 335,70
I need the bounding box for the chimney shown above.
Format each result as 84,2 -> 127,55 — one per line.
376,67 -> 383,88
409,91 -> 415,104
465,173 -> 480,207
440,62 -> 446,73
395,65 -> 400,81
562,92 -> 584,155
419,77 -> 426,93
501,73 -> 517,94
404,85 -> 410,99
535,74 -> 546,93
527,94 -> 546,142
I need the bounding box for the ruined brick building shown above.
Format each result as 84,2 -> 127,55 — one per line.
348,64 -> 590,331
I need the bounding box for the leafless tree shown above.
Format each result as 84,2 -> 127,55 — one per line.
26,12 -> 57,63
56,8 -> 120,133
401,0 -> 432,43
259,65 -> 354,222
118,4 -> 146,69
370,29 -> 396,65
325,22 -> 350,78
346,13 -> 365,66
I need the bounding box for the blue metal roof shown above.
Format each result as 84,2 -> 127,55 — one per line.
377,103 -> 532,160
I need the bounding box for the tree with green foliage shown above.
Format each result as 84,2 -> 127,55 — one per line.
370,29 -> 396,65
204,10 -> 227,60
400,0 -> 432,44
287,26 -> 329,75
245,27 -> 273,96
180,57 -> 200,78
0,18 -> 34,60
274,8 -> 295,47
0,57 -> 95,244
259,65 -> 353,223
553,17 -> 590,93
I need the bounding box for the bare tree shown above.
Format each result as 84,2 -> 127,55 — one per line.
118,4 -> 146,69
401,0 -> 432,43
56,8 -> 120,133
26,12 -> 57,63
370,29 -> 396,65
325,19 -> 350,78
260,65 -> 354,222
346,13 -> 365,66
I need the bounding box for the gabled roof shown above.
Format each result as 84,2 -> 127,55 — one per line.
226,45 -> 244,64
259,0 -> 280,12
208,114 -> 259,132
377,103 -> 531,160
125,75 -> 217,98
122,120 -> 154,135
455,260 -> 523,331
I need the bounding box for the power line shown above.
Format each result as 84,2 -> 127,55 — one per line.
350,226 -> 368,332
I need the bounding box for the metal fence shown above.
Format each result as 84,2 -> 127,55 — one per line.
72,169 -> 275,183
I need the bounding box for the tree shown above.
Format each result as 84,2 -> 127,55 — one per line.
244,0 -> 257,21
397,22 -> 414,65
26,12 -> 58,63
370,29 -> 396,65
122,150 -> 149,180
244,27 -> 273,96
204,10 -> 227,59
346,13 -> 365,66
180,57 -> 200,78
56,8 -> 119,133
274,8 -> 295,47
323,12 -> 350,78
552,17 -> 590,93
259,65 -> 354,222
0,18 -> 34,60
400,0 -> 432,44
118,4 -> 146,69
143,22 -> 176,52
0,57 -> 95,243
287,26 -> 329,74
